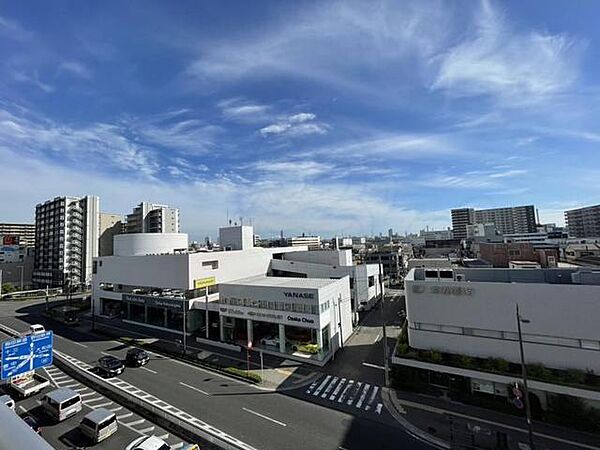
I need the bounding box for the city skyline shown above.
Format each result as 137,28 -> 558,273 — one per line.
1,1 -> 599,238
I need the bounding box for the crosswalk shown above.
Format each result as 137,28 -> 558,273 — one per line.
305,375 -> 383,414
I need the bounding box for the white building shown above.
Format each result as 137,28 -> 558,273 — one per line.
219,276 -> 352,363
270,250 -> 382,314
405,267 -> 600,373
219,225 -> 254,251
419,228 -> 454,241
33,195 -> 99,288
113,233 -> 189,256
288,235 -> 321,250
125,202 -> 180,234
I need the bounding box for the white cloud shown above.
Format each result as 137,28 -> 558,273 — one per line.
59,61 -> 92,80
12,70 -> 55,93
259,112 -> 328,137
289,113 -> 316,123
218,98 -> 271,122
0,15 -> 32,41
247,160 -> 332,178
431,0 -> 582,105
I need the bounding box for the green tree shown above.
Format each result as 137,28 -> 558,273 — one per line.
1,283 -> 15,295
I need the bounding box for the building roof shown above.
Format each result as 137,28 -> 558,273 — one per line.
223,275 -> 340,289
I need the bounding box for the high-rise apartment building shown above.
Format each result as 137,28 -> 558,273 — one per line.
124,202 -> 180,234
451,205 -> 536,237
565,205 -> 600,238
0,223 -> 36,247
33,196 -> 100,288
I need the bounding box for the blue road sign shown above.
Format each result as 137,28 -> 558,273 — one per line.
1,331 -> 53,380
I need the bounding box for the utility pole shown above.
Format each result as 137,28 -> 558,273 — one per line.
516,304 -> 535,450
205,286 -> 209,339
183,298 -> 187,356
0,269 -> 3,299
18,265 -> 24,291
379,256 -> 390,387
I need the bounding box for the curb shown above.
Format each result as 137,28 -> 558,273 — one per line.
381,387 -> 450,450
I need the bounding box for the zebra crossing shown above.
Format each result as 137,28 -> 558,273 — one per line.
305,375 -> 384,414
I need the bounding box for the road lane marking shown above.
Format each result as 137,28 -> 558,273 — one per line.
356,384 -> 371,409
141,366 -> 157,374
330,378 -> 346,401
338,380 -> 354,403
375,403 -> 383,414
157,433 -> 169,440
373,333 -> 381,343
91,401 -> 113,408
179,382 -> 210,396
171,444 -> 184,450
117,412 -> 133,420
362,362 -> 385,370
101,351 -> 113,356
347,381 -> 362,406
313,375 -> 331,397
109,406 -> 123,412
122,418 -> 145,426
138,426 -> 156,433
305,378 -> 319,394
79,392 -> 96,398
365,386 -> 379,411
242,407 -> 287,427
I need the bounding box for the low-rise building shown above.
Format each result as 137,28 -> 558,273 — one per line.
288,235 -> 321,250
0,223 -> 36,247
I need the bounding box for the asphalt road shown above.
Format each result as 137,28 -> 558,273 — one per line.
0,329 -> 188,450
0,297 -> 435,450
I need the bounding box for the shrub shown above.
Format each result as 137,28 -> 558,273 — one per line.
429,350 -> 443,364
494,358 -> 509,373
560,369 -> 586,385
223,366 -> 262,383
527,363 -> 552,381
458,355 -> 474,368
397,343 -> 409,355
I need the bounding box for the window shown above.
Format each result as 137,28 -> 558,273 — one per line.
509,249 -> 521,257
439,271 -> 453,279
424,270 -> 438,278
349,278 -> 354,289
581,340 -> 600,350
62,396 -> 81,409
368,276 -> 375,287
473,328 -> 502,338
202,260 -> 219,269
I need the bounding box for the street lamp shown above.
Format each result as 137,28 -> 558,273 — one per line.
516,304 -> 535,450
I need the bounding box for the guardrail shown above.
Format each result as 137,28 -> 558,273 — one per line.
0,323 -> 256,450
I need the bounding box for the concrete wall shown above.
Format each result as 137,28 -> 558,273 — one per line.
405,270 -> 600,372
114,233 -> 188,256
283,249 -> 352,267
219,226 -> 254,251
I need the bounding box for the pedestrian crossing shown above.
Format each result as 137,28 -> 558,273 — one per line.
305,375 -> 383,414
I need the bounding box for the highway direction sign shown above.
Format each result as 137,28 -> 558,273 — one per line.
1,331 -> 53,380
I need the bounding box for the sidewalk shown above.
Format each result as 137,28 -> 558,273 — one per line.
384,388 -> 600,450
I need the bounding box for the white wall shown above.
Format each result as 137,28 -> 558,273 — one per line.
114,233 -> 188,256
405,271 -> 600,372
283,249 -> 352,266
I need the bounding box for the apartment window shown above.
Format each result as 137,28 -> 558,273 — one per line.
368,276 -> 375,287
202,260 -> 219,269
509,249 -> 521,257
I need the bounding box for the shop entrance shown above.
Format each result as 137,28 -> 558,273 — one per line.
252,321 -> 280,350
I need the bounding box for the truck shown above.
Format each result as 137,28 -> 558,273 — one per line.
9,371 -> 50,398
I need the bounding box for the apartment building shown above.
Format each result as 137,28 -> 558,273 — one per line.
565,204 -> 600,238
452,205 -> 537,237
0,223 -> 35,247
125,202 -> 180,234
33,196 -> 100,288
288,235 -> 321,250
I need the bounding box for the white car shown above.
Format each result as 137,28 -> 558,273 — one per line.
126,435 -> 171,450
260,336 -> 280,347
28,324 -> 45,335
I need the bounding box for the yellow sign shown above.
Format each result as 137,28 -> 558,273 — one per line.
194,276 -> 216,289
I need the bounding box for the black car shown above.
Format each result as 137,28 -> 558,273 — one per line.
98,356 -> 125,377
126,348 -> 149,367
23,415 -> 41,434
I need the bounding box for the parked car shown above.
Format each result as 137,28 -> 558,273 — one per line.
290,341 -> 320,354
98,356 -> 125,377
22,415 -> 42,434
260,336 -> 280,347
126,348 -> 149,367
126,435 -> 171,450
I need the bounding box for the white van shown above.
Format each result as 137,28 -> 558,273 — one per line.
29,324 -> 45,335
42,388 -> 82,422
79,408 -> 118,443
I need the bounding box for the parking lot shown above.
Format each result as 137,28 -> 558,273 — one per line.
0,330 -> 189,449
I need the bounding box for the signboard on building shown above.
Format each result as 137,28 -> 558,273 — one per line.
2,235 -> 19,246
122,293 -> 186,311
1,331 -> 53,380
194,276 -> 216,289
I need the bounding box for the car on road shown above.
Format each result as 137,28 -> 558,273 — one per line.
259,335 -> 280,347
22,415 -> 42,434
98,356 -> 125,377
126,348 -> 149,367
28,324 -> 45,335
126,435 -> 171,450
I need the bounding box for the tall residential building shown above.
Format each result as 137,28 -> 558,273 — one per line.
565,204 -> 600,238
451,208 -> 475,239
0,223 -> 35,247
33,196 -> 100,288
99,213 -> 123,256
452,205 -> 536,237
125,202 -> 180,234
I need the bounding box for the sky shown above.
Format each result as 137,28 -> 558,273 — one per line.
1,0 -> 599,240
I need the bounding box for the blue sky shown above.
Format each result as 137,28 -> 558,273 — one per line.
1,0 -> 599,240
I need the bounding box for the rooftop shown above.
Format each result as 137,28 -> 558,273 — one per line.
223,275 -> 339,289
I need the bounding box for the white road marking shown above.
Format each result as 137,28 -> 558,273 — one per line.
90,401 -> 113,408
117,412 -> 133,420
141,366 -> 157,374
52,375 -> 69,381
373,333 -> 381,343
362,362 -> 385,370
171,444 -> 184,450
156,433 -> 170,440
18,405 -> 26,413
330,378 -> 346,401
321,376 -> 338,398
313,375 -> 332,397
109,406 -> 123,412
179,382 -> 210,396
70,341 -> 88,348
122,418 -> 145,427
347,381 -> 362,406
79,392 -> 96,398
60,382 -> 80,388
338,380 -> 354,403
305,379 -> 319,394
242,407 -> 287,427
356,384 -> 371,409
138,426 -> 156,434
365,386 -> 379,411
101,351 -> 113,356
83,397 -> 105,405
375,403 -> 383,415
75,387 -> 89,392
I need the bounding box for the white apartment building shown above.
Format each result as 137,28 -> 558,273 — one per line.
125,202 -> 180,234
405,267 -> 600,373
33,196 -> 99,288
288,235 -> 321,250
270,250 -> 382,315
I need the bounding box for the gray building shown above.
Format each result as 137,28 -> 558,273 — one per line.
125,202 -> 180,234
33,196 -> 100,288
565,204 -> 600,238
452,205 -> 536,237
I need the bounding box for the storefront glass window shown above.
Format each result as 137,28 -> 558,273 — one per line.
321,325 -> 330,354
147,306 -> 164,327
166,309 -> 183,331
129,304 -> 145,323
101,298 -> 123,318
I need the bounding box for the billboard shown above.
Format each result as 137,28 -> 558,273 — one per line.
2,235 -> 19,246
194,276 -> 216,289
1,331 -> 53,380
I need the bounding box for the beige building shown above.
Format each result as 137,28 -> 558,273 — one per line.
99,213 -> 123,257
